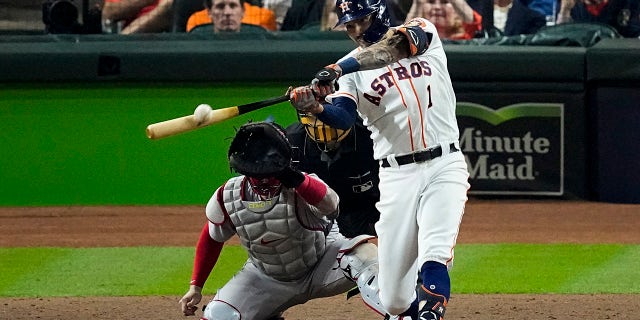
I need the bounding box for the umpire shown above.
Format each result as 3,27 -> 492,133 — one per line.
286,112 -> 380,238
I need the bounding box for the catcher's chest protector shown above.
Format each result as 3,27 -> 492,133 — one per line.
222,176 -> 329,281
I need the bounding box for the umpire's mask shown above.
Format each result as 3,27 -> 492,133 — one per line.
298,112 -> 351,152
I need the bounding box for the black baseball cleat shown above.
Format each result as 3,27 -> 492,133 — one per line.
417,285 -> 447,320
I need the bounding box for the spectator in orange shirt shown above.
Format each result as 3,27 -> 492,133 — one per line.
263,0 -> 293,30
405,0 -> 482,40
102,0 -> 174,34
186,0 -> 277,32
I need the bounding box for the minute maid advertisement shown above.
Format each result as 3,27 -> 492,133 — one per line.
456,102 -> 564,196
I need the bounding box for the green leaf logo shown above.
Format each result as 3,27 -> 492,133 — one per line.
457,102 -> 563,125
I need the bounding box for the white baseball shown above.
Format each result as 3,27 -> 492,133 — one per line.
194,104 -> 212,124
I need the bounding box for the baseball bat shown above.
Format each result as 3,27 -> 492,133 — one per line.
146,94 -> 290,140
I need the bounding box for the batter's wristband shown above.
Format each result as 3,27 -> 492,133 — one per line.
337,57 -> 360,75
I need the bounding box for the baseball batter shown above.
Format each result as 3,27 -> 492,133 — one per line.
288,0 -> 471,319
178,121 -> 386,320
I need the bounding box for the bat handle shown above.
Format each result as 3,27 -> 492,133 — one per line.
237,94 -> 290,114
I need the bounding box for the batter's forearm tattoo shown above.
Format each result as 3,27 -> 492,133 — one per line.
355,34 -> 410,71
355,47 -> 396,70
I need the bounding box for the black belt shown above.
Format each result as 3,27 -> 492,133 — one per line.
381,143 -> 459,168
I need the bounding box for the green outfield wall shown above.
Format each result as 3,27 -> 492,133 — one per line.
1,34 -> 639,205
0,82 -> 296,205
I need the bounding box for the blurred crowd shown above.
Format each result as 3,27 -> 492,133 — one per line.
24,0 -> 640,38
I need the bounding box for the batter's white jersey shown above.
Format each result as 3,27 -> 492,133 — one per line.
326,17 -> 471,316
329,18 -> 459,160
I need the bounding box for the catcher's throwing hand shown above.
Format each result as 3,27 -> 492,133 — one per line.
179,285 -> 203,316
289,86 -> 323,113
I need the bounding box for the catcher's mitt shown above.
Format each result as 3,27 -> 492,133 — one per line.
228,121 -> 293,178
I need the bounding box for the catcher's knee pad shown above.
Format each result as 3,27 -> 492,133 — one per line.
355,260 -> 386,315
337,235 -> 389,316
203,300 -> 241,320
336,235 -> 377,281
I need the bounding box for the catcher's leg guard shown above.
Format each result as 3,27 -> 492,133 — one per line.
337,235 -> 377,281
417,285 -> 447,320
202,300 -> 241,320
337,235 -> 389,316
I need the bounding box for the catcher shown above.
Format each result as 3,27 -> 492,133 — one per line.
178,121 -> 388,320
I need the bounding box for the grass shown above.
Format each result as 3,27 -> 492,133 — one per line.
0,244 -> 638,297
451,244 -> 640,293
0,246 -> 246,297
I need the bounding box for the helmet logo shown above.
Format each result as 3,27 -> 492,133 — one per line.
338,1 -> 352,13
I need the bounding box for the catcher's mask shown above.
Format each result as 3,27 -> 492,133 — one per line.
247,177 -> 282,200
228,121 -> 293,179
298,112 -> 351,152
334,0 -> 390,44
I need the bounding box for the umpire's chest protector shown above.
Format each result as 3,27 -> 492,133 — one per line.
221,176 -> 328,282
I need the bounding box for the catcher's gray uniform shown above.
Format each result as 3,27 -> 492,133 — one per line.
201,174 -> 354,320
179,121 -> 383,320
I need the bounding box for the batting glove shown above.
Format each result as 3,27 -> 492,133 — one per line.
311,64 -> 342,97
289,86 -> 320,112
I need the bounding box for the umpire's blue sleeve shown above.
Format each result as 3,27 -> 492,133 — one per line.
316,97 -> 358,130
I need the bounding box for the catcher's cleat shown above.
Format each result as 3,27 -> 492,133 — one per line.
417,285 -> 447,320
